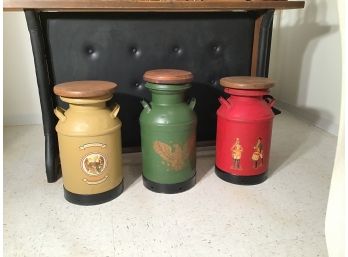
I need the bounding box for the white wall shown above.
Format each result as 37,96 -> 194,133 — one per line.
269,0 -> 342,135
3,12 -> 42,125
325,0 -> 346,255
3,5 -> 342,135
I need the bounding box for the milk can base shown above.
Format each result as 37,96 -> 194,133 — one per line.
215,166 -> 267,185
143,174 -> 196,194
64,180 -> 124,205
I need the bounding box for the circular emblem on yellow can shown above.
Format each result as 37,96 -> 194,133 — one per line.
81,152 -> 107,176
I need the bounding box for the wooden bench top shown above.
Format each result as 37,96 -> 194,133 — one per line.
4,0 -> 305,12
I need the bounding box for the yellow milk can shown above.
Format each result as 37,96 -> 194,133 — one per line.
53,81 -> 123,205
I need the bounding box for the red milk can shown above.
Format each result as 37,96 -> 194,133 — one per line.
215,76 -> 276,185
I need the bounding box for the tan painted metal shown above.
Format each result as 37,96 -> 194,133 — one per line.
54,94 -> 123,195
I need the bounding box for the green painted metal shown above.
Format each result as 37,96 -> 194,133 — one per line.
140,82 -> 197,184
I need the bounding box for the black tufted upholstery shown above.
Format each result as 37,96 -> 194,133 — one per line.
40,12 -> 256,148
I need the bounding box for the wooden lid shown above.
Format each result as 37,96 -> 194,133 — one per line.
143,69 -> 193,84
53,81 -> 117,98
220,76 -> 274,90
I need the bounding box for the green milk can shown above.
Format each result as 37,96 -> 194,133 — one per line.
140,69 -> 197,194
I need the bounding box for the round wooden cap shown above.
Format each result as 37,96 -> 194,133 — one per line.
53,81 -> 117,98
220,76 -> 274,90
143,69 -> 193,84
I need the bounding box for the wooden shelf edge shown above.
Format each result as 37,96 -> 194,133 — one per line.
3,1 -> 305,12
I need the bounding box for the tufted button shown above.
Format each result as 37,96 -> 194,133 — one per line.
210,78 -> 219,86
135,82 -> 143,89
84,46 -> 99,60
212,45 -> 222,54
130,47 -> 141,57
172,46 -> 183,55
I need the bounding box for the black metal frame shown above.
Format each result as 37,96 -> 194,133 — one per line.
257,10 -> 274,77
25,11 -> 60,182
24,9 -> 274,183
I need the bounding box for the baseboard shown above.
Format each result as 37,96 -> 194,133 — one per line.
3,103 -> 339,136
276,101 -> 339,136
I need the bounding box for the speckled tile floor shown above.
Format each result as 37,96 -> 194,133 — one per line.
3,111 -> 337,257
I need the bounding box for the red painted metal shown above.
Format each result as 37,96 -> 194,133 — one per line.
216,88 -> 275,177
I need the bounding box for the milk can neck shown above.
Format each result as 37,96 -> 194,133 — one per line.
225,88 -> 269,97
146,83 -> 190,105
60,95 -> 111,110
151,91 -> 185,105
69,102 -> 106,110
229,94 -> 263,102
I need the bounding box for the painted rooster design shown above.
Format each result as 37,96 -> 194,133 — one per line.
153,136 -> 195,171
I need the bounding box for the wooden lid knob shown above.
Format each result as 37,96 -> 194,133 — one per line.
143,69 -> 193,84
53,81 -> 117,98
220,76 -> 274,90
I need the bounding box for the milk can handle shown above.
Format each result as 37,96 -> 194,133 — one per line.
188,97 -> 196,110
54,107 -> 66,121
218,97 -> 231,108
141,100 -> 151,113
110,104 -> 120,118
263,95 -> 281,115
